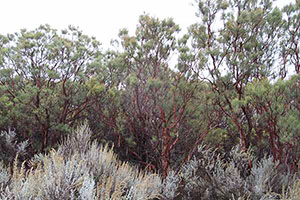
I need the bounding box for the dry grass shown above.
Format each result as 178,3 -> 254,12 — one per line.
279,178 -> 300,200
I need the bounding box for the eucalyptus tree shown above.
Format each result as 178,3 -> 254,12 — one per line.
0,25 -> 101,152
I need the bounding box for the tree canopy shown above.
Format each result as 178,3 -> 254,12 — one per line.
1,0 -> 300,176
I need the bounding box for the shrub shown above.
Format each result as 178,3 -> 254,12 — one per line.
0,123 -> 163,199
0,129 -> 28,165
161,144 -> 296,200
1,124 -> 300,199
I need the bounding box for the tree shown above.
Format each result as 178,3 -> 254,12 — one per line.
281,0 -> 300,77
88,15 -> 215,178
0,25 -> 101,152
186,0 -> 283,153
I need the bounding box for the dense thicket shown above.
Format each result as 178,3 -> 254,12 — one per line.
0,0 -> 300,183
1,123 -> 299,199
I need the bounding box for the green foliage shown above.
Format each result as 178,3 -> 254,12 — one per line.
1,2 -> 300,198
87,14 -> 209,178
0,24 -> 101,153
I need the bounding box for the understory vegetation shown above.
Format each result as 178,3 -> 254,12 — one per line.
1,0 -> 300,199
1,123 -> 300,199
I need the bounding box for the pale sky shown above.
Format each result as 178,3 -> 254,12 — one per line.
0,0 -> 293,49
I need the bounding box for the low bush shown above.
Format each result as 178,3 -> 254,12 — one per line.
161,145 -> 298,200
0,129 -> 28,166
1,124 -> 300,199
0,123 -> 163,200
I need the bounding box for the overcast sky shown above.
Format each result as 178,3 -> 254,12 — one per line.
0,0 -> 294,48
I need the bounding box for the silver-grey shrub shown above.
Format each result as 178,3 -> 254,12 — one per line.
0,129 -> 28,165
161,144 -> 295,200
0,123 -> 163,200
